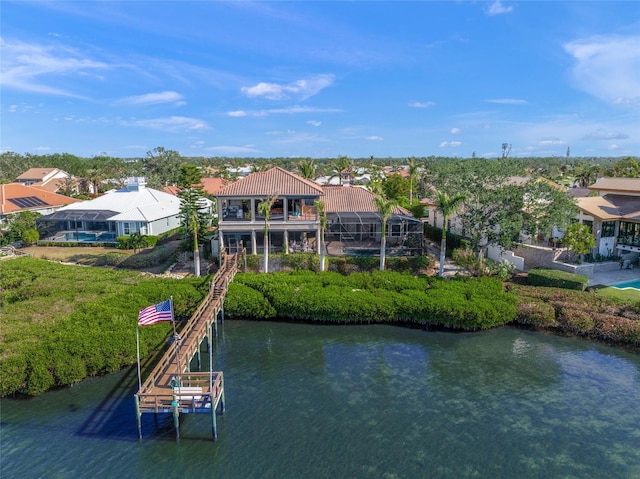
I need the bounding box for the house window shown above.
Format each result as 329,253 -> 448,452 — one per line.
391,224 -> 402,237
601,221 -> 615,238
582,220 -> 593,234
123,222 -> 130,235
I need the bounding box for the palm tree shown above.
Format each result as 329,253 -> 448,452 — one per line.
179,188 -> 208,277
298,158 -> 316,180
314,199 -> 327,271
126,231 -> 149,254
374,195 -> 395,271
434,191 -> 466,277
407,157 -> 420,204
328,156 -> 354,185
258,193 -> 278,273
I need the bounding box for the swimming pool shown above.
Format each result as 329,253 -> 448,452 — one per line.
611,279 -> 640,291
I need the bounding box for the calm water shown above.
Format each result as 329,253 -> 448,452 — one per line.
2,322 -> 640,478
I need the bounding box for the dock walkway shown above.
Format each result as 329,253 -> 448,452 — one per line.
134,250 -> 242,440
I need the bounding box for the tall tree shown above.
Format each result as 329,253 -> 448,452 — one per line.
178,188 -> 209,277
374,195 -> 395,271
143,147 -> 182,188
434,191 -> 466,277
407,157 -> 420,204
178,164 -> 203,189
258,193 -> 278,273
315,199 -> 327,271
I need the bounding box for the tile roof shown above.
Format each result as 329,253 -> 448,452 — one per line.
322,185 -> 411,216
589,177 -> 640,194
577,194 -> 640,221
15,168 -> 62,181
200,177 -> 229,196
217,167 -> 324,197
0,183 -> 80,215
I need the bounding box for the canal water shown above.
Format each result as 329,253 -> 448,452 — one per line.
2,322 -> 640,478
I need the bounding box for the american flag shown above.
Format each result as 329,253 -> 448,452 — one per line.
138,299 -> 173,326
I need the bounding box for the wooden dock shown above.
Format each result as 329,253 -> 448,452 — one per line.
134,249 -> 242,440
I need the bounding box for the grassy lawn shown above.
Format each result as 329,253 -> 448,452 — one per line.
589,284 -> 640,302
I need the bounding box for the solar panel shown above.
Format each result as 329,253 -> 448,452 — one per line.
8,196 -> 50,208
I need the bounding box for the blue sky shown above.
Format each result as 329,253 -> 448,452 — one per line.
1,1 -> 639,160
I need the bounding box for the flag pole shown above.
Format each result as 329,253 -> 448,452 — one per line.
136,326 -> 142,392
171,296 -> 182,387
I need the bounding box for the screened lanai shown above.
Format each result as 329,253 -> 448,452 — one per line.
325,211 -> 423,256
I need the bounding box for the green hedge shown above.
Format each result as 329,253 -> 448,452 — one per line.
527,268 -> 588,291
225,271 -> 517,330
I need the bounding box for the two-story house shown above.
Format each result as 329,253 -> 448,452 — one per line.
576,177 -> 640,257
215,167 -> 423,256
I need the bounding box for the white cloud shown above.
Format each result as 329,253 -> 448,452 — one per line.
8,105 -> 17,112
117,91 -> 185,106
538,138 -> 567,146
583,129 -> 629,140
0,38 -> 108,97
241,74 -> 334,100
439,141 -> 462,147
307,120 -> 322,127
485,98 -> 528,105
229,106 -> 341,117
127,116 -> 210,132
609,144 -> 620,150
486,1 -> 513,16
451,127 -> 461,134
564,34 -> 640,107
366,136 -> 383,141
409,101 -> 435,108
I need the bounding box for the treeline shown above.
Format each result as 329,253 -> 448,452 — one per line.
0,257 -> 210,397
2,148 -> 638,191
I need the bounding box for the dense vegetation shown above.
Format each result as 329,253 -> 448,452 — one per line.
225,271 -> 518,329
510,283 -> 640,347
0,257 -> 210,397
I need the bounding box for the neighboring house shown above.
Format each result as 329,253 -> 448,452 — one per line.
215,167 -> 422,256
0,183 -> 80,226
37,177 -> 182,242
576,177 -> 640,257
15,168 -> 73,193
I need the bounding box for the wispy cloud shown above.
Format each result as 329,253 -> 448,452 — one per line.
0,38 -> 108,97
226,106 -> 342,117
117,91 -> 185,106
409,101 -> 435,108
564,34 -> 640,107
439,141 -> 462,148
366,136 -> 383,141
486,1 -> 513,16
583,129 -> 629,140
126,116 -> 210,132
485,98 -> 528,105
307,120 -> 322,127
451,127 -> 461,134
241,74 -> 335,101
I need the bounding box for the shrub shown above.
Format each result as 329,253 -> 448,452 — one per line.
527,268 -> 588,291
21,229 -> 39,245
516,297 -> 557,327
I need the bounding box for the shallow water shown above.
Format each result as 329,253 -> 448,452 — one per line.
2,322 -> 640,478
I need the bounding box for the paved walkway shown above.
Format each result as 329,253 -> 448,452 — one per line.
588,267 -> 639,287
